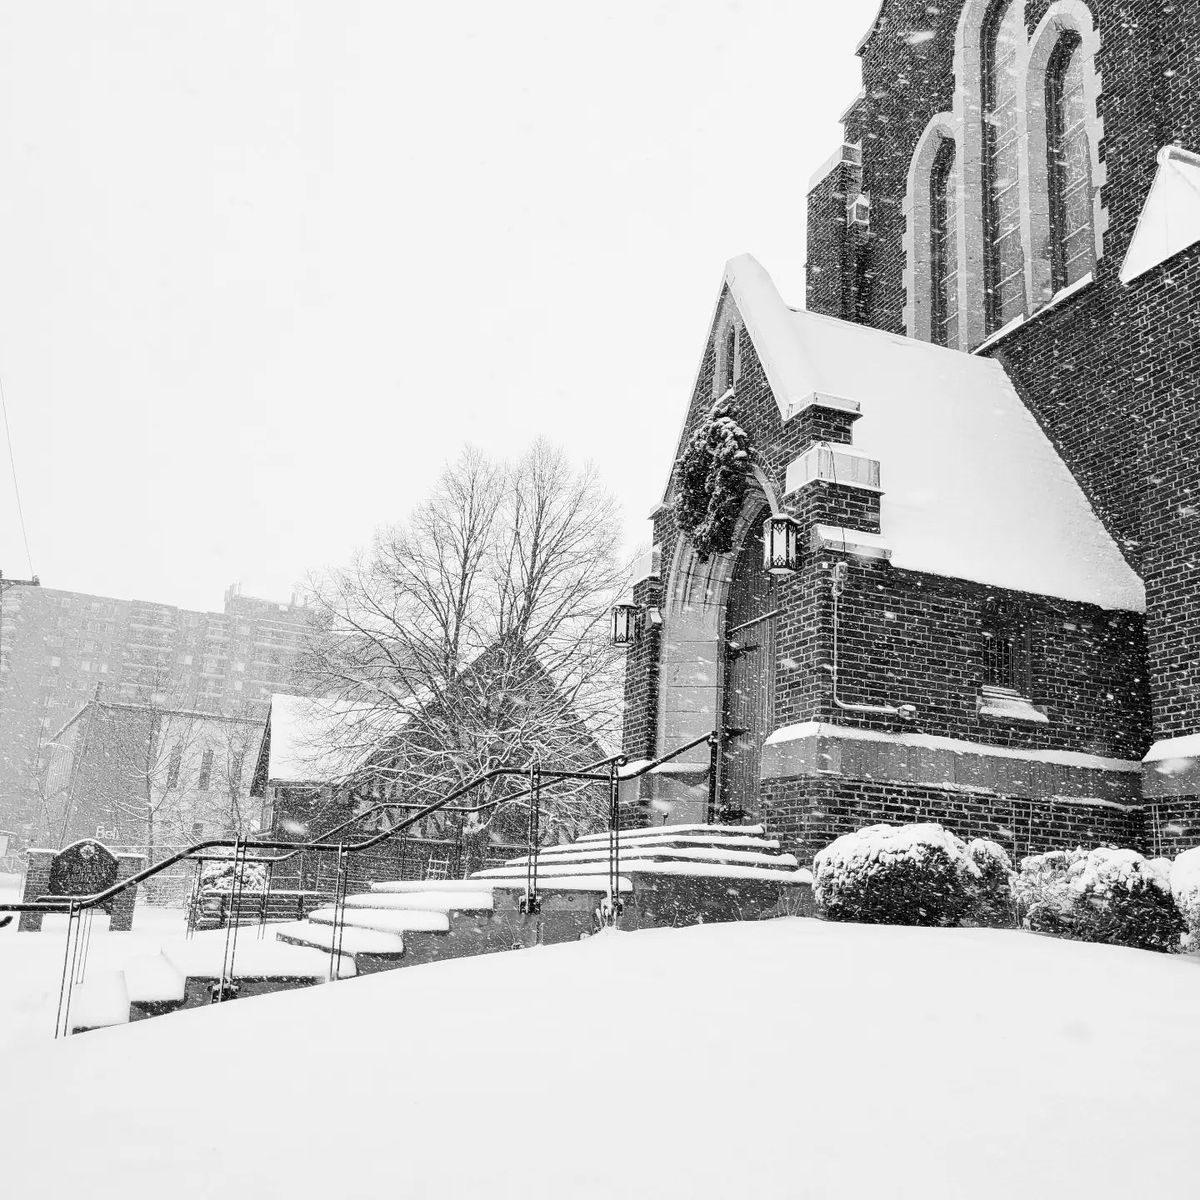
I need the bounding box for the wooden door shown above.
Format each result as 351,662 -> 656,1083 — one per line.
721,514 -> 776,822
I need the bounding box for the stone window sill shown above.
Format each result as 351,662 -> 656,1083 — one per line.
977,686 -> 1049,725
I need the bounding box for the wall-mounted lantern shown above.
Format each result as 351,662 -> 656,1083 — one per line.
763,513 -> 802,577
611,602 -> 640,646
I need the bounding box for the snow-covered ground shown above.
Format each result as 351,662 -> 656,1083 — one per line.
0,895 -> 342,1053
2,916 -> 1199,1198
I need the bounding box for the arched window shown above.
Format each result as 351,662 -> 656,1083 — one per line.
930,140 -> 959,347
982,0 -> 1026,331
1046,32 -> 1094,291
723,324 -> 739,391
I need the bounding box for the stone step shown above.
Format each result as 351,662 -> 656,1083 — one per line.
275,921 -> 407,958
343,890 -> 494,914
122,950 -> 186,1006
369,878 -> 502,895
485,876 -> 632,895
575,823 -> 766,842
306,907 -> 450,935
475,859 -> 810,885
500,846 -> 799,870
69,970 -> 130,1034
531,833 -> 783,856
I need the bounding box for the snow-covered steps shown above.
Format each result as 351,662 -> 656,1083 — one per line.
345,890 -> 494,913
575,823 -> 768,841
472,822 -> 813,929
369,879 -> 508,895
124,950 -> 188,1021
306,906 -> 450,936
275,886 -> 519,973
69,970 -> 132,1034
275,920 -> 408,960
497,845 -> 800,870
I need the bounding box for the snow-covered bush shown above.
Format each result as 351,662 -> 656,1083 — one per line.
1017,846 -> 1184,953
963,838 -> 1015,927
1170,847 -> 1200,948
200,857 -> 268,893
813,823 -> 981,927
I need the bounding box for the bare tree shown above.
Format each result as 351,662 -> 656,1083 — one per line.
298,441 -> 627,844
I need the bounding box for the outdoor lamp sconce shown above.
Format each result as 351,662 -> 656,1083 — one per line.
611,602 -> 661,646
763,513 -> 802,577
611,602 -> 640,646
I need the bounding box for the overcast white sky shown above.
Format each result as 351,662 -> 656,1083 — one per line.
0,1 -> 877,611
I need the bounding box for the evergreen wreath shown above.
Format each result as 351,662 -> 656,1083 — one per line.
673,396 -> 753,560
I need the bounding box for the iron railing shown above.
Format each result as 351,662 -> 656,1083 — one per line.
0,730 -> 718,1035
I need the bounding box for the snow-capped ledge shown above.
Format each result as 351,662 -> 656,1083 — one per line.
1142,732 -> 1200,798
977,686 -> 1049,725
810,525 -> 892,561
632,545 -> 662,585
761,721 -> 1142,806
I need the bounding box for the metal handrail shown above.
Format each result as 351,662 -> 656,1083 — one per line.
0,731 -> 717,918
266,748 -> 630,862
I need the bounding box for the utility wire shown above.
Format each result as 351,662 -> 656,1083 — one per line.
0,372 -> 34,577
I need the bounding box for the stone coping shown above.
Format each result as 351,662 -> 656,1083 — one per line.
762,722 -> 1143,806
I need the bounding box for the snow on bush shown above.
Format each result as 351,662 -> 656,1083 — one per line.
200,857 -> 268,892
813,823 -> 988,927
963,838 -> 1015,927
1017,846 -> 1184,953
1170,846 -> 1200,947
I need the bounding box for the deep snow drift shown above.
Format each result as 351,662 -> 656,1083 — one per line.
3,916 -> 1199,1197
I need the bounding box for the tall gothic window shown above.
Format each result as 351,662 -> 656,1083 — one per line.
930,140 -> 959,347
723,324 -> 738,391
1046,32 -> 1094,292
982,0 -> 1026,331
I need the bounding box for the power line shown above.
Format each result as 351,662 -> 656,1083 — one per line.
0,372 -> 34,577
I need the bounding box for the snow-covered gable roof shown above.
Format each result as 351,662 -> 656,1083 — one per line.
723,254 -> 1145,612
1119,146 -> 1200,285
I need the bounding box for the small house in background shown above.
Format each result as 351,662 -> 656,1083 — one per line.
40,696 -> 263,853
251,694 -> 456,889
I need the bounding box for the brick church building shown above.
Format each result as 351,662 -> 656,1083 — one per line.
619,0 -> 1200,865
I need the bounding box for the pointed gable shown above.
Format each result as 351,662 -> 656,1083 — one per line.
1119,146 -> 1200,285
680,255 -> 1145,613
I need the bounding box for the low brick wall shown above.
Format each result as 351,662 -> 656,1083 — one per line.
761,775 -> 1145,867
18,848 -> 144,932
17,851 -> 53,932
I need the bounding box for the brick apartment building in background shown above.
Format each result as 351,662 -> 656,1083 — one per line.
0,582 -> 316,849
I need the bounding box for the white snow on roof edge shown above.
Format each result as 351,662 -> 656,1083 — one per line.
1120,146 -> 1200,285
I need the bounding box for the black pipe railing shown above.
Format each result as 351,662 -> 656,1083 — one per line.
1,729 -> 717,1036
0,735 -> 714,920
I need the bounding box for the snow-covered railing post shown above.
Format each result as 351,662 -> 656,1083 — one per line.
705,732 -> 721,824
602,757 -> 624,928
213,839 -> 247,1004
521,762 -> 542,916
327,843 -> 349,982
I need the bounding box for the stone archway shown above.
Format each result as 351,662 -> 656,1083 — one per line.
653,494 -> 771,825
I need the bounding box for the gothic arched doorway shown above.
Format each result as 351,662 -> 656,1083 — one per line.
720,510 -> 776,822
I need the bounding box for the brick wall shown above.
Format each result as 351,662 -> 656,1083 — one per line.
619,575 -> 663,762
806,162 -> 852,318
622,288 -> 1150,842
761,775 -> 1143,866
807,0 -> 1200,751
